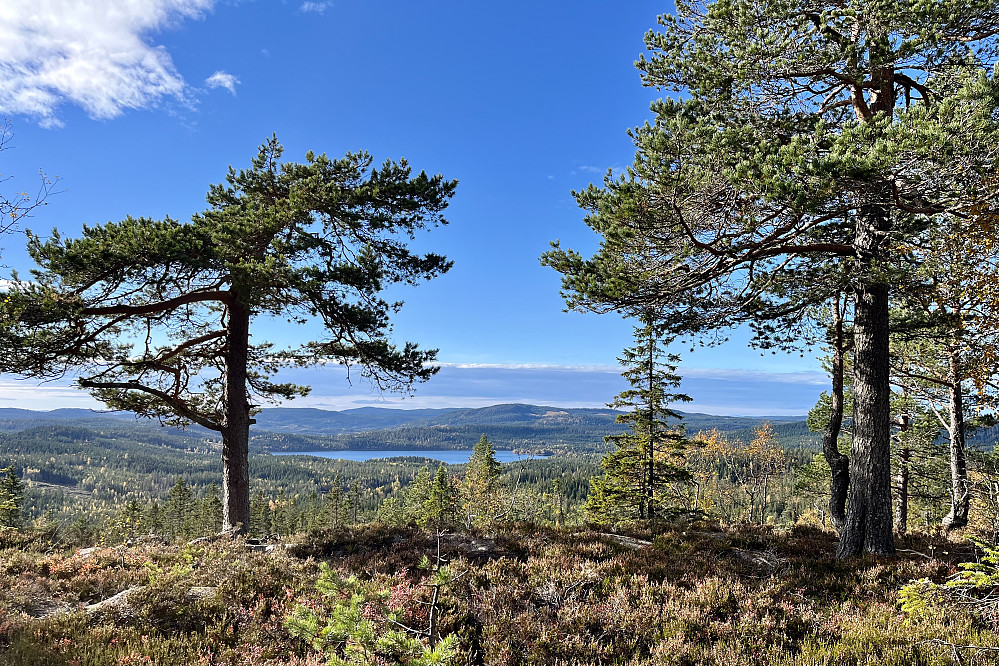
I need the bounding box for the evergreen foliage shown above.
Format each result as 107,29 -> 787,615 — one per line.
542,0 -> 999,557
464,435 -> 502,525
585,318 -> 691,523
0,466 -> 25,528
0,137 -> 456,532
286,560 -> 458,665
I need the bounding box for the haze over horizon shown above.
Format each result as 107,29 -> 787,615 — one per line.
1,363 -> 826,417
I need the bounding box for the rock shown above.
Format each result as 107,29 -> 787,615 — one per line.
729,547 -> 782,571
83,586 -> 217,615
600,534 -> 653,551
23,598 -> 75,619
185,587 -> 217,601
85,586 -> 145,614
447,536 -> 507,559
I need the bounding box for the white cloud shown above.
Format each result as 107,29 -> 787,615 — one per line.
437,362 -> 619,373
205,70 -> 239,95
573,164 -> 629,181
681,367 -> 828,385
0,0 -> 214,126
300,1 -> 331,14
0,378 -> 102,409
2,362 -> 826,417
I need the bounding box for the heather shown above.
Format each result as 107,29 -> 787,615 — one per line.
1,520 -> 996,665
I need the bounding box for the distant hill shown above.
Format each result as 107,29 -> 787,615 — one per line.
0,404 -> 821,454
251,406 -> 459,434
249,404 -> 820,454
0,408 -> 135,431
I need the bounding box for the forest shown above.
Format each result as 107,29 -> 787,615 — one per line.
4,0 -> 999,664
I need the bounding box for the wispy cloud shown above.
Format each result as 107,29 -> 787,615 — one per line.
0,0 -> 214,127
300,1 -> 331,14
0,378 -> 101,409
438,362 -> 828,385
205,70 -> 240,95
574,164 -> 629,180
2,363 -> 825,417
682,367 -> 828,385
438,362 -> 619,373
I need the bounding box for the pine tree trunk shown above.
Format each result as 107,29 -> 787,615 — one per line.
943,347 -> 970,530
895,446 -> 909,534
837,186 -> 895,558
647,346 -> 657,520
221,299 -> 252,533
823,295 -> 850,534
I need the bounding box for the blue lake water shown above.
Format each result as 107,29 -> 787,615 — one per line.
272,450 -> 548,464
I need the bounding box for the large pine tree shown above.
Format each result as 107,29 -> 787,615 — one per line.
0,137 -> 455,533
545,0 -> 999,556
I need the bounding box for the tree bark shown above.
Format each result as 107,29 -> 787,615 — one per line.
837,184 -> 895,558
221,299 -> 252,533
942,347 -> 970,530
647,353 -> 656,520
895,445 -> 910,534
823,294 -> 850,534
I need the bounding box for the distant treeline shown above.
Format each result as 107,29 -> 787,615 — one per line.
0,422 -> 602,529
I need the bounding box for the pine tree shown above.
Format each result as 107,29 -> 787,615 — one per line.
543,0 -> 999,557
1,137 -> 455,533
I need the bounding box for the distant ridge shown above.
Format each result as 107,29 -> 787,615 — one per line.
0,404 -> 819,453
252,406 -> 460,434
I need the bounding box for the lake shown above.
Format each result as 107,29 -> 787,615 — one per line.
272,450 -> 548,464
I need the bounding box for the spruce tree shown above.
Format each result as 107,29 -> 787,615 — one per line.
464,434 -> 503,526
165,477 -> 195,539
405,465 -> 434,524
586,316 -> 691,522
323,477 -> 349,531
0,467 -> 25,529
467,434 -> 502,492
199,483 -> 223,537
420,466 -> 460,532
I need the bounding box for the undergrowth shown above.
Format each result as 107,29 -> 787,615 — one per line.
0,523 -> 995,665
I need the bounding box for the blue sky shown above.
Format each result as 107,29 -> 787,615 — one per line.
0,0 -> 828,416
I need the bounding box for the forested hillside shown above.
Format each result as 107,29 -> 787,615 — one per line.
0,404 -> 822,453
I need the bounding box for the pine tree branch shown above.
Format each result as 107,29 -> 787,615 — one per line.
82,290 -> 231,318
77,378 -> 221,431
